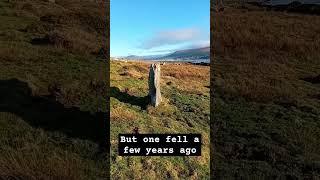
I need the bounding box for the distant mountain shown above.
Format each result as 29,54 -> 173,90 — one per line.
125,55 -> 140,59
261,0 -> 320,15
125,54 -> 168,60
263,0 -> 320,5
124,47 -> 210,61
164,47 -> 210,59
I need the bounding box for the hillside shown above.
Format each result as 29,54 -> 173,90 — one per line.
110,60 -> 210,179
164,47 -> 210,59
212,3 -> 320,179
123,47 -> 210,61
0,0 -> 109,179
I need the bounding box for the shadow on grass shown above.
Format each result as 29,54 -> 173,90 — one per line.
0,78 -> 108,150
110,87 -> 149,110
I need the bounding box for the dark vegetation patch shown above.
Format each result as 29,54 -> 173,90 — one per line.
0,78 -> 106,145
244,1 -> 320,15
301,74 -> 320,84
268,2 -> 320,15
110,86 -> 149,110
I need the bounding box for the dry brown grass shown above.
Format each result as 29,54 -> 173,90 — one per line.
213,7 -> 320,103
213,8 -> 320,58
114,61 -> 210,95
116,61 -> 210,81
127,63 -> 149,73
10,0 -> 107,56
120,68 -> 143,79
38,28 -> 102,55
110,106 -> 137,121
116,62 -> 150,78
0,149 -> 89,180
126,70 -> 143,79
162,64 -> 209,81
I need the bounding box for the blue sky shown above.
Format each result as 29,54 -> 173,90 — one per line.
110,0 -> 210,57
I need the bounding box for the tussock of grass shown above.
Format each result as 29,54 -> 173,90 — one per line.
110,106 -> 137,121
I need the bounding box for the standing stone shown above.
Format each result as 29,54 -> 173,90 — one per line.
148,63 -> 162,107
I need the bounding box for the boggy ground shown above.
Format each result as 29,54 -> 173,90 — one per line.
212,3 -> 320,179
110,60 -> 210,179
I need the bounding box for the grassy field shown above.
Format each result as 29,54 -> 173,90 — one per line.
212,3 -> 320,179
0,0 -> 109,179
3,0 -> 320,179
110,60 -> 210,179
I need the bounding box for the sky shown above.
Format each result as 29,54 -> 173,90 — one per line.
110,0 -> 210,57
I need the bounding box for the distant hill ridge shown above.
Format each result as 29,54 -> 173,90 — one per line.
164,47 -> 210,59
124,47 -> 210,60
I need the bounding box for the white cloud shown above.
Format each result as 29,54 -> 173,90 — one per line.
183,40 -> 210,49
147,40 -> 210,54
140,27 -> 207,49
